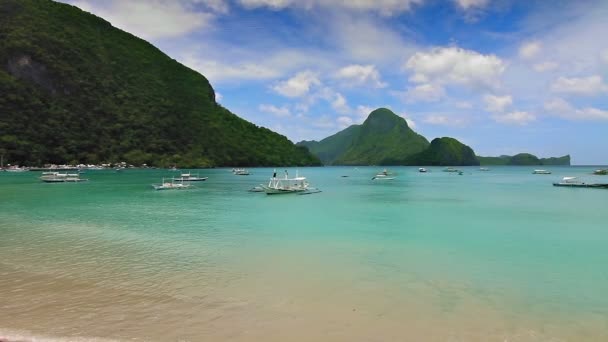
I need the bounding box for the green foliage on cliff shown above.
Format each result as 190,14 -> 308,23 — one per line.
391,137 -> 479,166
478,154 -> 570,166
0,0 -> 320,167
298,108 -> 429,165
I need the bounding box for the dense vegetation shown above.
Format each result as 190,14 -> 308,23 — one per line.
0,0 -> 320,167
386,137 -> 479,166
478,154 -> 570,166
298,108 -> 429,165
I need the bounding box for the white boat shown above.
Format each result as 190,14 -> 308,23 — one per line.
533,169 -> 552,174
419,168 -> 427,173
372,169 -> 395,180
261,170 -> 310,194
479,167 -> 490,171
174,172 -> 208,182
553,177 -> 608,189
40,172 -> 88,183
233,168 -> 250,175
443,167 -> 459,173
152,178 -> 192,190
5,166 -> 29,172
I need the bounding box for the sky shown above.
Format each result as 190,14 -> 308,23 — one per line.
61,0 -> 608,164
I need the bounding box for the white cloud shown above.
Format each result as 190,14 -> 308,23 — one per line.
215,92 -> 223,102
544,98 -> 608,121
519,41 -> 542,60
533,61 -> 558,72
602,49 -> 608,64
483,94 -> 512,112
237,0 -> 425,16
335,64 -> 387,88
400,114 -> 417,129
336,116 -> 354,129
182,58 -> 280,83
272,71 -> 321,97
70,0 -> 219,40
550,75 -> 608,96
356,105 -> 375,120
403,84 -> 445,103
423,115 -> 466,126
492,111 -> 536,125
330,93 -> 351,114
405,47 -> 505,90
453,0 -> 488,10
259,104 -> 291,118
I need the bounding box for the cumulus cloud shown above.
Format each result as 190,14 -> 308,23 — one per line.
404,47 -> 505,90
492,111 -> 536,125
272,71 -> 321,97
335,64 -> 387,88
533,61 -> 559,72
259,104 -> 291,118
544,98 -> 608,120
215,92 -> 223,102
453,0 -> 488,10
519,41 -> 542,60
336,116 -> 354,128
237,0 -> 425,16
330,93 -> 351,114
70,0 -> 219,40
182,58 -> 280,83
400,114 -> 417,129
550,75 -> 608,96
403,84 -> 445,103
423,115 -> 467,126
483,94 -> 512,112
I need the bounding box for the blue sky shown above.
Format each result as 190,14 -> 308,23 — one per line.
63,0 -> 608,164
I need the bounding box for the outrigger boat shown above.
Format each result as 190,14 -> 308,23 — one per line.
553,177 -> 608,189
173,171 -> 208,182
533,169 -> 552,174
233,168 -> 250,175
261,170 -> 315,195
40,172 -> 87,183
419,168 -> 428,173
593,169 -> 607,175
372,169 -> 395,180
443,167 -> 459,173
152,178 -> 192,190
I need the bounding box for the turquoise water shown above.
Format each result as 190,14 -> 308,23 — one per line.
1,166 -> 607,341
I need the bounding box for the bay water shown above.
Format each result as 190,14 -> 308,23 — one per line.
1,166 -> 607,341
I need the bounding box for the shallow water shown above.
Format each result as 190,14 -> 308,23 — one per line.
1,166 -> 607,341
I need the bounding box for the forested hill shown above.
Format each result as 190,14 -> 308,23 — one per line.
0,0 -> 320,167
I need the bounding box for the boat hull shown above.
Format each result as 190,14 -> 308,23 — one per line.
553,183 -> 608,189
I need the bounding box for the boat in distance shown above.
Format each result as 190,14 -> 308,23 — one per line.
40,172 -> 88,183
553,177 -> 608,189
261,170 -> 312,194
152,178 -> 193,190
419,168 -> 428,173
533,169 -> 552,174
173,172 -> 208,182
372,169 -> 395,180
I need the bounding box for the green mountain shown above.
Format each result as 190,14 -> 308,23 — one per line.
398,137 -> 479,166
478,154 -> 570,166
298,108 -> 429,165
0,0 -> 320,167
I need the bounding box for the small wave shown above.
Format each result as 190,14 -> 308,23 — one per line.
0,329 -> 119,342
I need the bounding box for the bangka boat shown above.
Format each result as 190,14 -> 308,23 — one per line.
233,169 -> 250,175
40,172 -> 88,183
593,169 -> 607,175
5,166 -> 29,172
173,172 -> 208,182
533,169 -> 552,174
372,169 -> 395,180
152,178 -> 192,190
419,168 -> 427,173
443,167 -> 459,173
261,170 -> 311,194
553,177 -> 608,189
479,167 -> 490,171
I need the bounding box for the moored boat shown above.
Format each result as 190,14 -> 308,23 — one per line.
372,169 -> 395,180
443,167 -> 459,173
152,178 -> 192,190
233,168 -> 250,175
174,171 -> 208,182
419,168 -> 427,173
479,167 -> 490,171
261,170 -> 311,194
533,169 -> 552,174
553,177 -> 608,189
40,172 -> 88,183
593,169 -> 607,175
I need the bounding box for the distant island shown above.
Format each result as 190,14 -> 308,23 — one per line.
478,154 -> 570,166
299,108 -> 569,166
0,0 -> 320,168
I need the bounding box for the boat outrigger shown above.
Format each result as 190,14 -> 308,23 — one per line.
260,170 -> 317,195
553,177 -> 608,189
